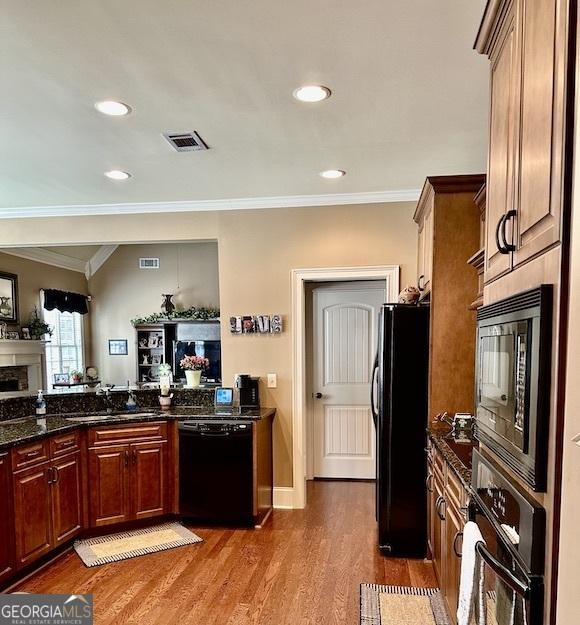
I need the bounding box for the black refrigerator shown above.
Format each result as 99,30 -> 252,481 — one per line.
371,304 -> 429,557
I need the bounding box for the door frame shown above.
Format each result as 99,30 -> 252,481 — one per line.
291,265 -> 399,508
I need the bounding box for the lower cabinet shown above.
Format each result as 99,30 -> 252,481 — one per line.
13,462 -> 54,568
427,445 -> 468,625
51,452 -> 83,546
12,449 -> 83,569
0,452 -> 15,584
88,438 -> 167,527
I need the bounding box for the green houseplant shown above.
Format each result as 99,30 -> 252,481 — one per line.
28,308 -> 53,340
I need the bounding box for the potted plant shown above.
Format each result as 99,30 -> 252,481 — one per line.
70,370 -> 83,384
28,308 -> 53,340
180,355 -> 209,388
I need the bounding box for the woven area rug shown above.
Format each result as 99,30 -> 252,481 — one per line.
360,585 -> 450,625
74,522 -> 202,567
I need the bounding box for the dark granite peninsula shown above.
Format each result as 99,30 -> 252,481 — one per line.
0,387 -> 275,451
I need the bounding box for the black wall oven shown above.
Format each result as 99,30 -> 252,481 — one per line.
475,286 -> 552,491
470,450 -> 545,625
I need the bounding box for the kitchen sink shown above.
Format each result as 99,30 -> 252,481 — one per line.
65,411 -> 158,422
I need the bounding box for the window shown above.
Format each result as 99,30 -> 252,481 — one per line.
43,307 -> 84,386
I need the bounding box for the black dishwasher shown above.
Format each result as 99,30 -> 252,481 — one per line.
178,420 -> 254,526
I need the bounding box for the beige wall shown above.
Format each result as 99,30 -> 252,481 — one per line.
0,202 -> 417,486
89,242 -> 219,384
0,252 -> 91,363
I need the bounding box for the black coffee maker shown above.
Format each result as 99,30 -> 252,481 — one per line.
235,375 -> 260,408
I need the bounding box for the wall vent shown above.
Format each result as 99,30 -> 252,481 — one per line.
162,131 -> 209,152
139,257 -> 160,269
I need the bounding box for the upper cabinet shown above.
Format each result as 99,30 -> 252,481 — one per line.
476,0 -> 573,284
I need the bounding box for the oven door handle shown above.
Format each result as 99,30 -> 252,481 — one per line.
475,541 -> 530,598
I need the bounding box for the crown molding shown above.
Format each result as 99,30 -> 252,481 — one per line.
0,189 -> 421,220
0,247 -> 86,274
85,245 -> 118,279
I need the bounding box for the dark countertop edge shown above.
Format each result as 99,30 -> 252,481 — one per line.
427,427 -> 476,489
0,407 -> 276,452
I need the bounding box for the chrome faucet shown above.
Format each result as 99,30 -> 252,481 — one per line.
97,386 -> 114,414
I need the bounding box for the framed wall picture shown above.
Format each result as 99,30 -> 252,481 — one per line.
229,316 -> 242,334
256,315 -> 270,333
0,272 -> 18,324
242,316 -> 255,333
109,339 -> 128,355
270,314 -> 283,333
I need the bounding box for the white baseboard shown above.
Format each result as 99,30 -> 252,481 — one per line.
273,487 -> 295,509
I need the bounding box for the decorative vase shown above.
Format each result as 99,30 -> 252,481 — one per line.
158,394 -> 173,409
185,370 -> 201,388
162,294 -> 175,315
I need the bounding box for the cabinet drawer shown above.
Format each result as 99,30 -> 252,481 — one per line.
50,431 -> 80,458
445,469 -> 466,514
12,440 -> 50,472
433,448 -> 445,483
88,422 -> 168,447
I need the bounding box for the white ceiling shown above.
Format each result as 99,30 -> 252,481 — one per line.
0,0 -> 488,213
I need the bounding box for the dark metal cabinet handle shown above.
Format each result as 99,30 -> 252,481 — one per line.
495,214 -> 508,254
436,497 -> 446,521
53,466 -> 59,484
501,209 -> 517,252
426,473 -> 434,493
132,449 -> 137,465
453,531 -> 463,558
418,274 -> 425,291
124,450 -> 129,467
47,467 -> 54,484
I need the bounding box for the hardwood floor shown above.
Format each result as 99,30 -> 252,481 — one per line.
15,480 -> 436,624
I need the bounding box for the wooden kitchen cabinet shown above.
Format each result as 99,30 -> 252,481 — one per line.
0,453 -> 15,585
427,445 -> 469,625
413,175 -> 483,420
476,0 -> 572,283
12,461 -> 53,568
50,452 -> 83,546
88,444 -> 131,527
132,441 -> 166,521
12,441 -> 83,569
88,424 -> 168,527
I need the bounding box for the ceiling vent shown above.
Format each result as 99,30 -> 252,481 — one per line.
139,257 -> 160,269
162,131 -> 209,152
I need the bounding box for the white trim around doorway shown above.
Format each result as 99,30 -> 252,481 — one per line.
290,265 -> 400,509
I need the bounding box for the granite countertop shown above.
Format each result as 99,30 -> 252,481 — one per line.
427,426 -> 478,488
0,406 -> 276,452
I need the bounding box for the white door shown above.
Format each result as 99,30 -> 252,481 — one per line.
312,282 -> 385,479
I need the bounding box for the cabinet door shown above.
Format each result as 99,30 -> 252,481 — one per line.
426,465 -> 434,556
423,206 -> 433,293
88,445 -> 131,527
432,477 -> 444,584
417,220 -> 426,289
0,453 -> 15,584
443,503 -> 463,625
13,463 -> 53,568
131,442 -> 167,520
485,2 -> 519,283
514,0 -> 564,266
51,452 -> 83,546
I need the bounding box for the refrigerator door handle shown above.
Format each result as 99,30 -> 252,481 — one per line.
371,355 -> 379,426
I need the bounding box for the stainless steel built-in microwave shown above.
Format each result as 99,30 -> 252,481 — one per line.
475,286 -> 552,491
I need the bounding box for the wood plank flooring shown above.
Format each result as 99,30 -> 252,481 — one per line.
15,480 -> 436,624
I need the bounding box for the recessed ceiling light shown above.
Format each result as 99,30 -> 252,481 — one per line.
95,100 -> 132,116
320,169 -> 346,179
293,85 -> 331,103
104,170 -> 131,180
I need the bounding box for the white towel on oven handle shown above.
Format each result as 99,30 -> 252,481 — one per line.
457,521 -> 487,625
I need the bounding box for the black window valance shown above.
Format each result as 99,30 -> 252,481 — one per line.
43,289 -> 89,315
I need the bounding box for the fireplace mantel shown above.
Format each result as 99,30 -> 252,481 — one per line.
0,340 -> 46,392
